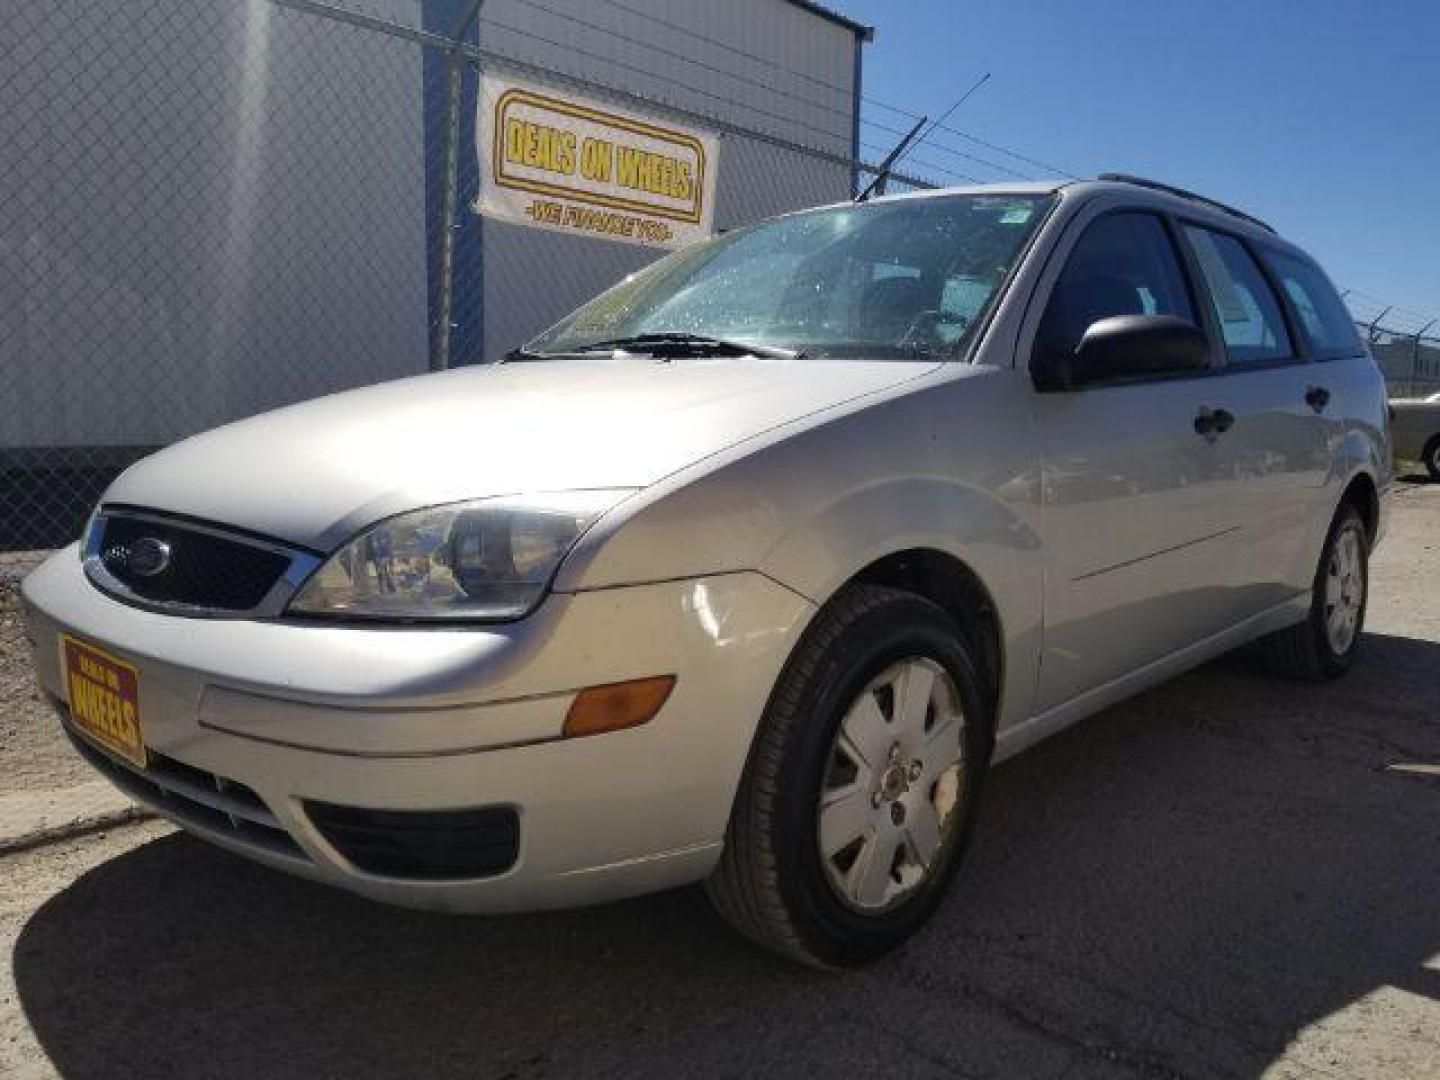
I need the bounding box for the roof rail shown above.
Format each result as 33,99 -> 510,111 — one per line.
1096,173 -> 1276,234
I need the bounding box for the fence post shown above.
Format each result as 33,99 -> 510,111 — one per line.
432,48 -> 463,372
1367,306 -> 1391,346
1412,320 -> 1435,396
431,1 -> 486,372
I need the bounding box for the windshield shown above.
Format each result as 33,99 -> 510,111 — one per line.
525,192 -> 1053,360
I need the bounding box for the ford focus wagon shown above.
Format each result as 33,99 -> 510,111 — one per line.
22,175 -> 1389,966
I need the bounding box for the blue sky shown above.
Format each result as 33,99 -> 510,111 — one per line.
846,0 -> 1440,333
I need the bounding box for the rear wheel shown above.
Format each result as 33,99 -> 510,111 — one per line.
706,583 -> 992,967
1259,503 -> 1368,681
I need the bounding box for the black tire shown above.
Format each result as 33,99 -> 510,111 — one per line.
705,583 -> 993,968
1423,436 -> 1440,481
1259,503 -> 1369,681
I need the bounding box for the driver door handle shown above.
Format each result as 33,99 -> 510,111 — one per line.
1194,406 -> 1235,438
1305,385 -> 1331,414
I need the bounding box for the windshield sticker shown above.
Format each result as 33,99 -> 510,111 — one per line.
999,206 -> 1033,225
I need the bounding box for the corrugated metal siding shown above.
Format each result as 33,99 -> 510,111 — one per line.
1,0 -> 429,448
1,0 -> 860,444
479,0 -> 856,152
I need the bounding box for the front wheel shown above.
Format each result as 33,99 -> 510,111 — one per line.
705,583 -> 992,967
1259,502 -> 1369,681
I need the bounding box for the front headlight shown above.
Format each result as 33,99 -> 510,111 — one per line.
288,490 -> 633,621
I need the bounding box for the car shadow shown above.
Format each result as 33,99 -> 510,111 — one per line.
14,632 -> 1440,1079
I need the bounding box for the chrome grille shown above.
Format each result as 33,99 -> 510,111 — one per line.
83,508 -> 320,618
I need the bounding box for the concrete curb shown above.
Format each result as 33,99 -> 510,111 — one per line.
0,781 -> 157,855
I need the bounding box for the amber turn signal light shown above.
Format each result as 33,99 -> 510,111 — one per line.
563,675 -> 676,739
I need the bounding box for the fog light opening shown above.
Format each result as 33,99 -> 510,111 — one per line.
563,675 -> 676,739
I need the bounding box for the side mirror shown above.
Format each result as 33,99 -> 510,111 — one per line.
1071,314 -> 1210,386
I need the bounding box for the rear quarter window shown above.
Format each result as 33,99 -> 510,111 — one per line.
1260,248 -> 1363,357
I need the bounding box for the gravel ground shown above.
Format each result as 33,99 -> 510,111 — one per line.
1,481 -> 1437,1079
1,552 -> 93,795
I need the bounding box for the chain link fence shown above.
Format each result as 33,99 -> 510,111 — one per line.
1351,316 -> 1440,400
1,0 -> 924,702
1346,292 -> 1438,398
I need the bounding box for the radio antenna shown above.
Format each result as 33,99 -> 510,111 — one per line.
855,72 -> 992,202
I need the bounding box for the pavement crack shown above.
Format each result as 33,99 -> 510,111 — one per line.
893,960 -> 1195,1079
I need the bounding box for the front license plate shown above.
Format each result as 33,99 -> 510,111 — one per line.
60,633 -> 147,769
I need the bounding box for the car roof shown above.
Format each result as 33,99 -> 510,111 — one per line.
871,176 -> 1297,252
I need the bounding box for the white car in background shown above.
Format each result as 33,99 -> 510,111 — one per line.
23,175 -> 1389,966
1390,395 -> 1440,477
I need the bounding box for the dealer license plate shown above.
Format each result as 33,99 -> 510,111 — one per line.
60,633 -> 147,769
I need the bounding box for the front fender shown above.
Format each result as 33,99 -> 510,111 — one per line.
553,367 -> 1045,732
759,475 -> 1043,735
760,475 -> 1036,601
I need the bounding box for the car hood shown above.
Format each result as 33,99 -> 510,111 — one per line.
105,355 -> 932,551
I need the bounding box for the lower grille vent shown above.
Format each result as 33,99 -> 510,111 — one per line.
63,717 -> 307,863
306,801 -> 519,880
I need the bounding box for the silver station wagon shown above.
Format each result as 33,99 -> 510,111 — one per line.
23,175 -> 1389,966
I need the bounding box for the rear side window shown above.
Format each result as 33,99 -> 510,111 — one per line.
1261,248 -> 1362,356
1183,227 -> 1293,365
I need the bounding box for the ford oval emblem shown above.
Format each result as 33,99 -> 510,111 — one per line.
127,537 -> 172,578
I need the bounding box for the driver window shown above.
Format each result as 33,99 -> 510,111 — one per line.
1036,212 -> 1196,380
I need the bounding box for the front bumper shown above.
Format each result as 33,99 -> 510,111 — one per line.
22,547 -> 813,912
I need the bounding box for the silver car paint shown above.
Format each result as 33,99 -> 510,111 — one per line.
104,354 -> 936,553
24,561 -> 814,910
558,185 -> 1388,736
22,180 -> 1390,912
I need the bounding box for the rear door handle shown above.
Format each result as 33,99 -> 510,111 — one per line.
1194,406 -> 1235,438
1305,385 -> 1331,413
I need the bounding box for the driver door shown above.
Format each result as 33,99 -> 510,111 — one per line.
1029,210 -> 1246,712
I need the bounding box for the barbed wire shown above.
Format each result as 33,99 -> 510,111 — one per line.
1344,296 -> 1439,338
1341,289 -> 1439,338
863,96 -> 1082,180
861,117 -> 1037,182
858,140 -> 982,185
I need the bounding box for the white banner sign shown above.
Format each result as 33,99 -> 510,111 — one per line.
476,75 -> 718,250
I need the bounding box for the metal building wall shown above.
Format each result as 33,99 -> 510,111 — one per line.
0,0 -> 861,444
1,0 -> 431,451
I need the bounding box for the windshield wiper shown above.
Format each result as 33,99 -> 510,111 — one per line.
567,333 -> 801,361
501,347 -> 554,363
